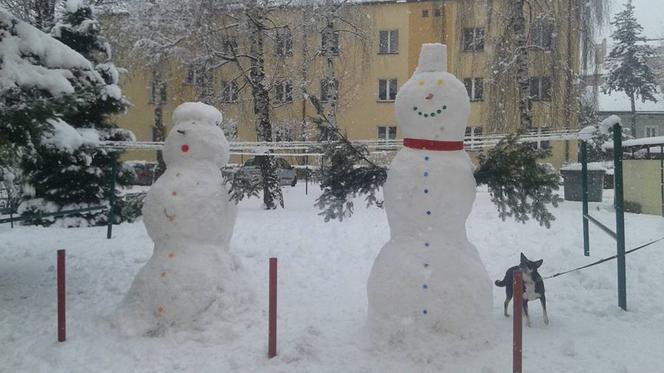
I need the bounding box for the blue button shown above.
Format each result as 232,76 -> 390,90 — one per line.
422,284 -> 428,289
426,211 -> 431,215
424,156 -> 430,161
424,189 -> 429,194
425,242 -> 430,247
422,309 -> 428,315
423,263 -> 429,267
424,171 -> 429,177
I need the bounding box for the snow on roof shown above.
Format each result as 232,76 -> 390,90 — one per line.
0,10 -> 103,95
596,89 -> 664,113
622,136 -> 664,147
560,162 -> 609,171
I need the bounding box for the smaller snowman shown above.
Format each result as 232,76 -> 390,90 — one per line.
114,102 -> 246,335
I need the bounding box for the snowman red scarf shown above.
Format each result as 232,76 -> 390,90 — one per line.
403,138 -> 464,151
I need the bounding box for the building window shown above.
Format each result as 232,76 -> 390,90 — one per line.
463,78 -> 484,102
320,78 -> 338,103
274,28 -> 293,57
378,126 -> 397,143
465,126 -> 483,150
379,30 -> 399,54
530,18 -> 554,51
463,28 -> 485,52
184,65 -> 196,85
321,30 -> 339,56
465,126 -> 483,137
274,80 -> 293,104
645,125 -> 658,137
184,65 -> 210,86
422,9 -> 429,17
149,81 -> 167,105
378,79 -> 398,102
434,8 -> 442,17
530,76 -> 552,101
222,38 -> 238,56
220,80 -> 239,103
536,127 -> 551,149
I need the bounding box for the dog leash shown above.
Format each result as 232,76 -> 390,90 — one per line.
543,236 -> 664,280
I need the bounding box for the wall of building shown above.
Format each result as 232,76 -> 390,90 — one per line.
624,159 -> 664,216
106,0 -> 580,167
599,112 -> 664,138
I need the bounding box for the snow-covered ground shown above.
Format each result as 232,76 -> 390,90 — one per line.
1,184 -> 663,372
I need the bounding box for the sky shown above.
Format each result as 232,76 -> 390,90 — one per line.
604,0 -> 664,41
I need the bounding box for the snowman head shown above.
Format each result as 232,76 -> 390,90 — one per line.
163,102 -> 230,168
395,44 -> 470,141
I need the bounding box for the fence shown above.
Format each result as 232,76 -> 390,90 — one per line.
99,128 -> 581,158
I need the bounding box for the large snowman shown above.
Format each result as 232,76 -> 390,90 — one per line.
115,102 -> 243,335
367,44 -> 492,341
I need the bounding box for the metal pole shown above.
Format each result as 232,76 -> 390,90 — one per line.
513,271 -> 523,373
57,249 -> 66,342
107,158 -> 118,239
613,123 -> 627,311
581,141 -> 590,256
660,157 -> 663,217
305,155 -> 309,195
268,257 -> 278,358
7,186 -> 13,229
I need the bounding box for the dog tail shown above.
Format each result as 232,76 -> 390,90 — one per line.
494,278 -> 506,287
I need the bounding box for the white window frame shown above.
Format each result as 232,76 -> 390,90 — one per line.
321,31 -> 340,56
463,78 -> 484,102
645,125 -> 658,137
377,125 -> 397,144
378,79 -> 398,102
220,80 -> 239,103
274,28 -> 293,57
148,80 -> 167,105
530,18 -> 554,51
535,127 -> 551,149
320,78 -> 338,103
378,30 -> 399,54
274,80 -> 293,104
465,127 -> 484,150
529,76 -> 552,101
463,28 -> 485,52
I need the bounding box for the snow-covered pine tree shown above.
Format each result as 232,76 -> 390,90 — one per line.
0,9 -> 99,187
18,0 -> 133,226
308,95 -> 387,221
604,0 -> 658,136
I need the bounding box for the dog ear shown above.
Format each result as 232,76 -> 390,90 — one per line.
520,253 -> 527,262
534,259 -> 543,268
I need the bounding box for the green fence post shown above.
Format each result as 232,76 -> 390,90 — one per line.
613,123 -> 627,311
581,141 -> 590,256
107,158 -> 118,239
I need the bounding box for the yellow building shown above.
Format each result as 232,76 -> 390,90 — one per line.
109,0 -> 580,167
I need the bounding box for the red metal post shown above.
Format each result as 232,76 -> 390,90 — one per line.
268,257 -> 277,358
513,270 -> 523,373
57,249 -> 66,342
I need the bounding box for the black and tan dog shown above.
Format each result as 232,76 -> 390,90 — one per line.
495,253 -> 549,326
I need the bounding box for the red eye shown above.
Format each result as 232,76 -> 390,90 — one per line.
181,144 -> 189,152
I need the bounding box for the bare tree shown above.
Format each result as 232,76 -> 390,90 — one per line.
0,0 -> 56,28
484,0 -> 608,133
